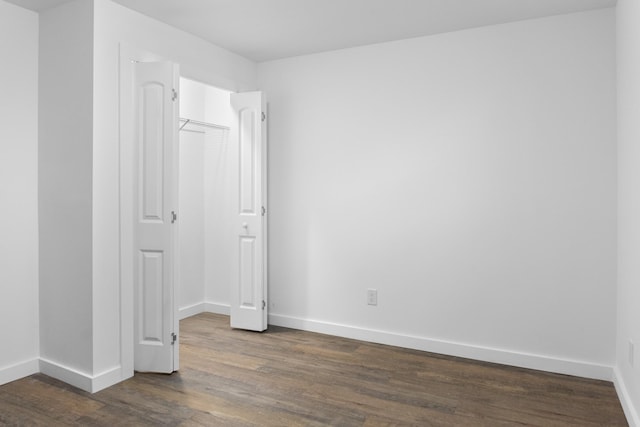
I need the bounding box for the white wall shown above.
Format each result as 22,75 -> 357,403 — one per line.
0,0 -> 40,386
178,78 -> 234,316
92,0 -> 257,387
203,86 -> 234,310
38,0 -> 94,378
179,79 -> 207,312
179,133 -> 206,310
616,0 -> 640,424
259,9 -> 617,378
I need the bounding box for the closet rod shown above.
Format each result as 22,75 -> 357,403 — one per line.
179,118 -> 229,131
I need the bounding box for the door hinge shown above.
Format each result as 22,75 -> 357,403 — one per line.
261,206 -> 266,216
262,300 -> 266,310
172,89 -> 178,101
171,211 -> 177,223
171,332 -> 177,345
261,111 -> 266,122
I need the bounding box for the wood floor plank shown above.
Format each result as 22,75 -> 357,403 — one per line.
0,313 -> 628,426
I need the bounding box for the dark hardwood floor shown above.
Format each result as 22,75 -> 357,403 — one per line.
0,313 -> 627,426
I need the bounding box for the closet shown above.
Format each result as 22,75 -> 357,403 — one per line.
178,78 -> 234,317
127,60 -> 267,374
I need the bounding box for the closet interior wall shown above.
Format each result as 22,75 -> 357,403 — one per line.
178,78 -> 234,318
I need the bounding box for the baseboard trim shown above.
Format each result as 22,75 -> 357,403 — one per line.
39,359 -> 124,393
91,366 -> 124,393
39,358 -> 93,392
613,367 -> 640,427
0,358 -> 39,386
203,302 -> 230,315
179,302 -> 207,320
179,301 -> 230,319
268,313 -> 613,381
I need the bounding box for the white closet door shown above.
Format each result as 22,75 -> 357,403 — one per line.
133,61 -> 179,372
229,91 -> 268,331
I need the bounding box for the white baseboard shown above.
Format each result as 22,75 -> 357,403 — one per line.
39,358 -> 93,392
613,367 -> 640,427
38,359 -> 123,393
268,313 -> 613,381
204,302 -> 230,315
179,302 -> 207,319
179,301 -> 229,319
91,366 -> 124,393
0,358 -> 39,386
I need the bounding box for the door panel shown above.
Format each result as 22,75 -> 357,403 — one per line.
140,83 -> 165,221
230,92 -> 267,331
239,109 -> 257,214
133,61 -> 178,373
239,236 -> 257,308
139,250 -> 164,343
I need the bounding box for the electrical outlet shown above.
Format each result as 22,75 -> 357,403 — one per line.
367,289 -> 378,306
629,340 -> 635,367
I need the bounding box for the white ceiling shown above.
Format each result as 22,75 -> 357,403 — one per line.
5,0 -> 68,10
8,0 -> 616,62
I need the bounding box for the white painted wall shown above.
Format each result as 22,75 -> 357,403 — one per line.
203,130 -> 233,310
616,0 -> 640,424
204,85 -> 234,129
180,78 -> 206,122
38,0 -> 94,378
203,86 -> 233,310
178,78 -> 234,316
179,79 -> 207,312
179,132 -> 206,310
259,9 -> 617,378
0,0 -> 40,386
92,0 -> 257,385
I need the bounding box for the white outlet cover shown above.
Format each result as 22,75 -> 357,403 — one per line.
367,289 -> 378,306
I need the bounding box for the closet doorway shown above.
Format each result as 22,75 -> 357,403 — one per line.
120,50 -> 268,375
178,78 -> 269,332
178,79 -> 234,319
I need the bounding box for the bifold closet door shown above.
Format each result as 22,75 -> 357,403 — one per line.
229,91 -> 268,332
133,60 -> 179,373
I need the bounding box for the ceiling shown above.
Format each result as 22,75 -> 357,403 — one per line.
7,0 -> 616,62
4,0 -> 67,10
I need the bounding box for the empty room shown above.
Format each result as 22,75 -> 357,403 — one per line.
0,0 -> 638,425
